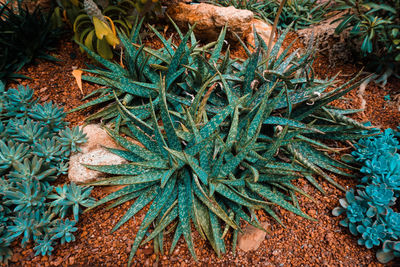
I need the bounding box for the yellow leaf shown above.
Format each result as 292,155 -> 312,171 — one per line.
93,16 -> 119,47
84,30 -> 95,51
72,69 -> 84,95
93,16 -> 112,40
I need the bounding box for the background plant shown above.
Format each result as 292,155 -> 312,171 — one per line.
334,0 -> 400,80
333,127 -> 400,263
0,81 -> 94,263
70,19 -> 375,265
210,0 -> 331,30
0,1 -> 63,83
54,0 -> 161,59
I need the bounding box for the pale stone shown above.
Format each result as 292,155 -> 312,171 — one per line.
78,124 -> 120,154
237,222 -> 270,252
68,148 -> 127,183
68,124 -> 127,183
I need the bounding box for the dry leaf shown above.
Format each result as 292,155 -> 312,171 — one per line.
72,69 -> 83,95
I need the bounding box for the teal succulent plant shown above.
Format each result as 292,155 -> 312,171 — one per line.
377,240 -> 400,263
361,184 -> 395,216
58,126 -> 88,154
334,127 -> 400,263
49,183 -> 95,221
352,128 -> 399,162
357,220 -> 387,249
29,102 -> 67,132
0,81 -> 94,260
383,209 -> 400,239
332,189 -> 368,235
50,218 -> 78,244
34,235 -> 55,256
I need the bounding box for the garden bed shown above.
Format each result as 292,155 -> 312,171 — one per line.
5,29 -> 399,266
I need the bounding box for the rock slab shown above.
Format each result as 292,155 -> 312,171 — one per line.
68,124 -> 127,183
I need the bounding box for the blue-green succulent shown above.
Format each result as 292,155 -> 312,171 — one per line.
357,220 -> 387,249
352,128 -> 399,162
50,218 -> 77,245
0,140 -> 29,173
3,179 -> 50,214
33,235 -> 54,256
29,102 -> 66,132
4,85 -> 35,118
383,209 -> 400,239
49,183 -> 94,221
32,138 -> 65,163
0,81 -> 93,262
8,156 -> 57,183
361,184 -> 395,216
361,154 -> 400,181
377,240 -> 400,263
334,127 -> 400,263
58,126 -> 88,154
332,189 -> 368,235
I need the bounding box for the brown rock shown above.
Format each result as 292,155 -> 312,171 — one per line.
246,18 -> 273,48
237,222 -> 269,252
167,2 -> 254,42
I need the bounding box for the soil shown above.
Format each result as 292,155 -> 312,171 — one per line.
3,25 -> 400,267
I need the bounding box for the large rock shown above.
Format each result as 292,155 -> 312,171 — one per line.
168,3 -> 255,41
68,124 -> 127,183
167,3 -> 274,51
237,222 -> 270,252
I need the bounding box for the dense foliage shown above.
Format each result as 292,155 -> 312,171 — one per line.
71,20 -> 373,265
334,0 -> 400,79
0,1 -> 62,83
211,0 -> 331,30
0,82 -> 94,263
333,127 -> 400,263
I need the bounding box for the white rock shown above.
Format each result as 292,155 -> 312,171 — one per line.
68,124 -> 127,183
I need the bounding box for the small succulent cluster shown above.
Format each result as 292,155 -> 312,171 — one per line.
0,1 -> 62,83
212,0 -> 331,30
0,82 -> 94,263
334,0 -> 400,80
333,127 -> 400,263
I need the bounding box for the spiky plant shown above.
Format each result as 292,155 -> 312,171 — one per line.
0,1 -> 62,83
72,21 -> 373,264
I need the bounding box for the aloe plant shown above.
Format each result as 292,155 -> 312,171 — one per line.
71,20 -> 374,264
